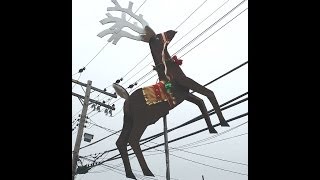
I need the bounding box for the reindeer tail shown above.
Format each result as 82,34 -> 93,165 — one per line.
113,83 -> 129,100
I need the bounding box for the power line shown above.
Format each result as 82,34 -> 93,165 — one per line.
172,147 -> 247,166
174,0 -> 209,30
72,1 -> 151,114
90,121 -> 247,177
181,7 -> 248,58
141,142 -> 247,176
78,78 -> 247,163
140,91 -> 248,143
143,132 -> 247,157
80,156 -> 180,180
103,0 -> 218,93
181,132 -> 247,150
140,113 -> 247,155
121,62 -> 153,86
143,138 -> 247,166
73,0 -> 149,75
200,61 -> 247,88
120,5 -> 248,92
100,112 -> 248,163
88,1 -> 246,108
80,93 -> 247,162
171,153 -> 247,176
176,121 -> 248,149
175,0 -> 247,56
129,60 -> 247,112
72,73 -> 82,89
170,0 -> 230,49
75,60 -> 248,158
79,90 -> 247,154
136,143 -> 248,177
74,1 -> 151,109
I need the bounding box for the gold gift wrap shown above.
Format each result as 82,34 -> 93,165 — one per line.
142,81 -> 176,106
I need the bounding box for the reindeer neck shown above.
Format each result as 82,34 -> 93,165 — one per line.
149,41 -> 170,82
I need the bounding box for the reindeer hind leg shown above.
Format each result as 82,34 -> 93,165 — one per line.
129,124 -> 154,177
185,93 -> 217,133
176,76 -> 229,127
116,114 -> 137,179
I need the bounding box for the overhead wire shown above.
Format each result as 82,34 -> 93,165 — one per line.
119,2 -> 248,95
143,132 -> 247,157
72,0 -> 150,112
180,7 -> 248,58
173,0 -> 209,30
174,0 -> 247,56
74,3 -> 248,174
169,0 -> 230,49
117,0 -> 210,82
96,0 -> 219,103
98,111 -> 247,164
79,67 -> 248,152
73,0 -> 149,76
87,116 -> 247,177
140,142 -> 247,176
171,153 -> 247,176
74,2 -> 248,179
80,93 -> 247,161
180,132 -> 248,150
73,0 -> 247,120
82,0 -> 244,116
80,156 -> 179,180
143,139 -> 248,166
72,73 -> 82,89
176,121 -> 248,149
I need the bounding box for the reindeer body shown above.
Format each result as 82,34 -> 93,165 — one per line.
98,1 -> 229,179
115,43 -> 191,179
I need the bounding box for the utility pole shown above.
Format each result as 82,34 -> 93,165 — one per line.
72,79 -> 117,179
163,115 -> 170,180
72,80 -> 92,180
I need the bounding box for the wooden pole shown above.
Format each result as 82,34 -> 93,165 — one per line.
163,115 -> 170,180
72,80 -> 92,180
72,79 -> 117,98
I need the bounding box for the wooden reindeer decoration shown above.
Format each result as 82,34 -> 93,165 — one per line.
98,1 -> 229,179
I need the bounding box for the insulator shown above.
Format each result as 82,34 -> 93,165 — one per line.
128,84 -> 134,88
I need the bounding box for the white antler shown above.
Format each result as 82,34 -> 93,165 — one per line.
97,0 -> 150,45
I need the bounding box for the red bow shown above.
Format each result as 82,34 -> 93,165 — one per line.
171,55 -> 183,66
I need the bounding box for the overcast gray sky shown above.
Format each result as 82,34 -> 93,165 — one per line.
72,0 -> 248,179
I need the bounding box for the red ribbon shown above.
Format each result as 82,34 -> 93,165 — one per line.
171,55 -> 183,66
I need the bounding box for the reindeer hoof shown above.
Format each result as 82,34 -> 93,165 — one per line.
126,172 -> 137,179
220,121 -> 230,127
209,127 -> 218,133
143,169 -> 155,177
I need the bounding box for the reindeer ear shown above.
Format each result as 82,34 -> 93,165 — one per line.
141,26 -> 156,43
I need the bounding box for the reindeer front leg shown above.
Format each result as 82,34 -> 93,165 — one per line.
185,93 -> 218,133
175,76 -> 230,127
